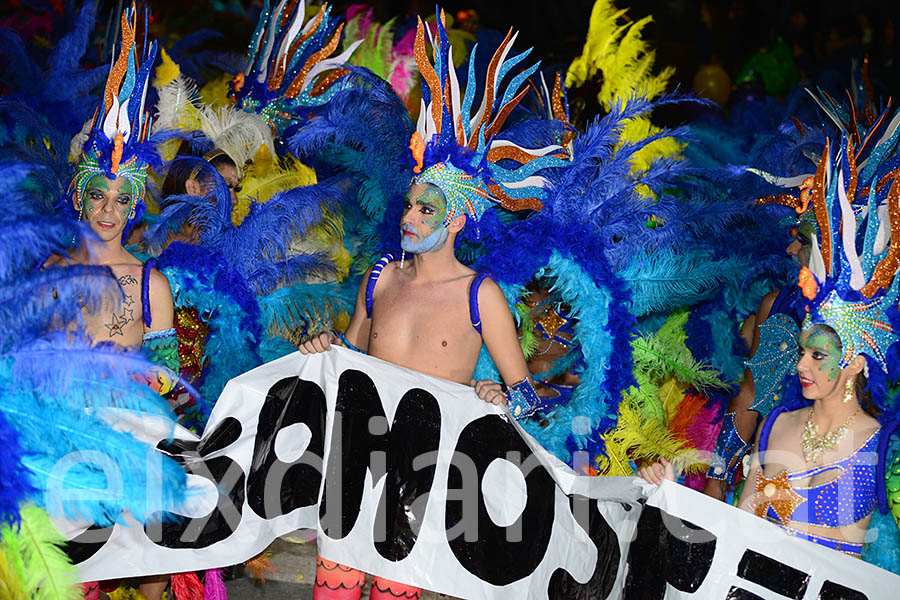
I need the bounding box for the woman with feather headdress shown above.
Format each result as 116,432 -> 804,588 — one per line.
642,131 -> 900,568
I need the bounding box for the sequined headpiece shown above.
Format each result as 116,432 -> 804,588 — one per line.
409,12 -> 570,227
799,135 -> 900,374
753,89 -> 900,233
69,6 -> 157,220
230,0 -> 362,136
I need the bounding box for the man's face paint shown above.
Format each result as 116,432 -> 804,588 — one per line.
79,174 -> 136,242
400,183 -> 450,254
787,221 -> 815,267
797,325 -> 844,399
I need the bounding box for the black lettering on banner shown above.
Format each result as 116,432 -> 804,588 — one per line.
446,415 -> 555,586
547,495 -> 620,599
247,377 -> 326,519
725,587 -> 765,599
736,549 -> 809,599
64,524 -> 114,564
373,388 -> 441,561
818,581 -> 868,600
320,369 -> 441,561
622,505 -> 717,598
149,416 -> 246,548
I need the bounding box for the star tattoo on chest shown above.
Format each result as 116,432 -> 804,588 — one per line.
105,312 -> 126,337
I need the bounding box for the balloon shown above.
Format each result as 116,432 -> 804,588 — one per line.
693,64 -> 731,106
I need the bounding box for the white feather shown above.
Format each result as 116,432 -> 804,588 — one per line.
809,233 -> 827,283
153,75 -> 199,132
875,203 -> 891,255
304,40 -> 363,87
838,170 -> 865,289
199,105 -> 274,176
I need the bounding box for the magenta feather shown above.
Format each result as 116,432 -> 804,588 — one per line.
203,568 -> 228,600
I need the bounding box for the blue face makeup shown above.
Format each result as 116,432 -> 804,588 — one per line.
401,225 -> 449,253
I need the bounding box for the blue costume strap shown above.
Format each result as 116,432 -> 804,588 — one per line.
706,412 -> 752,483
469,272 -> 489,334
745,313 -> 799,416
335,331 -> 365,354
757,405 -> 791,464
876,419 -> 900,515
507,378 -> 540,419
365,255 -> 394,318
141,258 -> 156,328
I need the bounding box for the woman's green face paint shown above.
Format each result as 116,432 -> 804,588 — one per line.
797,325 -> 846,400
802,328 -> 842,379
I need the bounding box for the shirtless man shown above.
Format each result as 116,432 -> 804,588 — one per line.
46,174 -> 175,350
46,172 -> 177,600
299,181 -> 538,599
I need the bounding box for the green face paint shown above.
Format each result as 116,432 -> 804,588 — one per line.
801,328 -> 843,380
418,186 -> 448,230
83,175 -> 135,218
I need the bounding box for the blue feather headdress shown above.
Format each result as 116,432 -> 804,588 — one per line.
409,12 -> 570,227
799,134 -> 900,396
69,5 -> 158,229
231,0 -> 362,136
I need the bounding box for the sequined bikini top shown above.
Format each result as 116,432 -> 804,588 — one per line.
756,408 -> 880,529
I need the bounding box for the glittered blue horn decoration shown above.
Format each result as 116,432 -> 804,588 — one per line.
70,4 -> 158,219
410,10 -> 570,226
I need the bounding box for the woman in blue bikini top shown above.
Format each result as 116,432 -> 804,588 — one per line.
737,322 -> 881,556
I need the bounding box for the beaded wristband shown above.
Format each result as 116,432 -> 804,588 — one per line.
507,378 -> 539,419
706,412 -> 751,483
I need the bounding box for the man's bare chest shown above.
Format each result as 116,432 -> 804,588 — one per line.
83,266 -> 144,345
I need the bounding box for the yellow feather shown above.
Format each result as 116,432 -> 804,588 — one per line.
0,547 -> 27,600
566,0 -> 681,179
658,376 -> 687,423
596,399 -> 687,476
232,156 -> 317,226
153,48 -> 180,88
198,73 -> 235,109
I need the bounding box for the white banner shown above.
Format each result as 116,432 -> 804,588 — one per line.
57,348 -> 900,599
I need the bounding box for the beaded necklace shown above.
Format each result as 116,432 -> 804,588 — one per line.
800,403 -> 861,463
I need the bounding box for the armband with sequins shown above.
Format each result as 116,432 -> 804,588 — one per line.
706,411 -> 751,484
507,378 -> 539,419
142,328 -> 179,395
335,331 -> 366,354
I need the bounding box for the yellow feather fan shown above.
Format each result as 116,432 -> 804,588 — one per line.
233,154 -> 317,225
565,0 -> 680,182
596,310 -> 728,476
